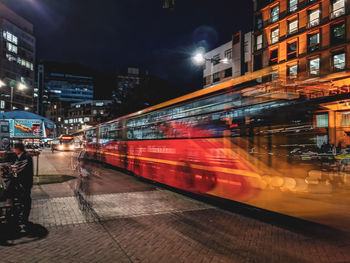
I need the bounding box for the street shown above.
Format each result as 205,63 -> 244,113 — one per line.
0,150 -> 349,263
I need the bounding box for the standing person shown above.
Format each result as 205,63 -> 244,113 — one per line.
13,143 -> 34,228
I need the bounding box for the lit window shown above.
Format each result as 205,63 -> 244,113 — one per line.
308,32 -> 320,52
271,27 -> 279,44
269,49 -> 278,65
308,9 -> 320,27
84,117 -> 90,122
287,64 -> 298,78
287,41 -> 298,60
0,100 -> 5,109
58,117 -> 61,122
288,19 -> 298,35
7,42 -> 17,54
289,0 -> 298,13
6,53 -> 16,62
3,31 -> 18,45
256,34 -> 262,50
271,5 -> 279,23
331,0 -> 345,19
316,114 -> 328,128
256,14 -> 263,30
341,112 -> 350,126
331,22 -> 345,44
309,57 -> 320,75
333,52 -> 346,71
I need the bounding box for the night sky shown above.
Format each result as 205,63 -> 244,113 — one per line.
1,0 -> 253,90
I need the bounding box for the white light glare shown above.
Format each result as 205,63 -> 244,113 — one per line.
192,52 -> 206,65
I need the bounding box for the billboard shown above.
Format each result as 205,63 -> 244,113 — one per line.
44,120 -> 55,138
9,119 -> 44,138
0,120 -> 10,150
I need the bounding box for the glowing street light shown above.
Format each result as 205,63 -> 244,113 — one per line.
192,51 -> 231,66
0,79 -> 29,110
192,52 -> 206,65
18,83 -> 27,90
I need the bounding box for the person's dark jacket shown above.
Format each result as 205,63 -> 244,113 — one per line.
16,152 -> 34,190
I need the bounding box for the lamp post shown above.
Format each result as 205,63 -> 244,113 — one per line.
192,51 -> 230,86
0,79 -> 28,110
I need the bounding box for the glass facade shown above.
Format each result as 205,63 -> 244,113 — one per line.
45,73 -> 94,102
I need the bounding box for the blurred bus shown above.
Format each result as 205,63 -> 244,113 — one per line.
52,135 -> 75,151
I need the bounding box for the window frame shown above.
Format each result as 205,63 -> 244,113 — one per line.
287,40 -> 298,60
269,48 -> 279,65
288,18 -> 299,35
330,21 -> 346,45
332,51 -> 346,71
288,0 -> 298,13
287,64 -> 298,79
270,5 -> 280,23
331,0 -> 345,19
271,27 -> 279,44
307,31 -> 320,53
308,8 -> 320,28
308,57 -> 321,76
256,34 -> 263,50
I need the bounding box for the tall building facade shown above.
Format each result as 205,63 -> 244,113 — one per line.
250,0 -> 350,149
203,31 -> 253,88
252,0 -> 350,90
0,2 -> 35,112
36,62 -> 95,116
46,100 -> 112,135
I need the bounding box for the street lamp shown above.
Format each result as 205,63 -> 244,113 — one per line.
0,79 -> 28,110
192,51 -> 230,65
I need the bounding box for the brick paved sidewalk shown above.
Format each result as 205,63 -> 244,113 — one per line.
1,168 -> 350,263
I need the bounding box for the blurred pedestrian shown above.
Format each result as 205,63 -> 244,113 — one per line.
13,143 -> 34,228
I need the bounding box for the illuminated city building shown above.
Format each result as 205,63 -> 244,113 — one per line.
251,0 -> 350,148
36,61 -> 95,116
46,100 -> 112,135
203,31 -> 253,88
0,2 -> 35,112
252,0 -> 350,88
